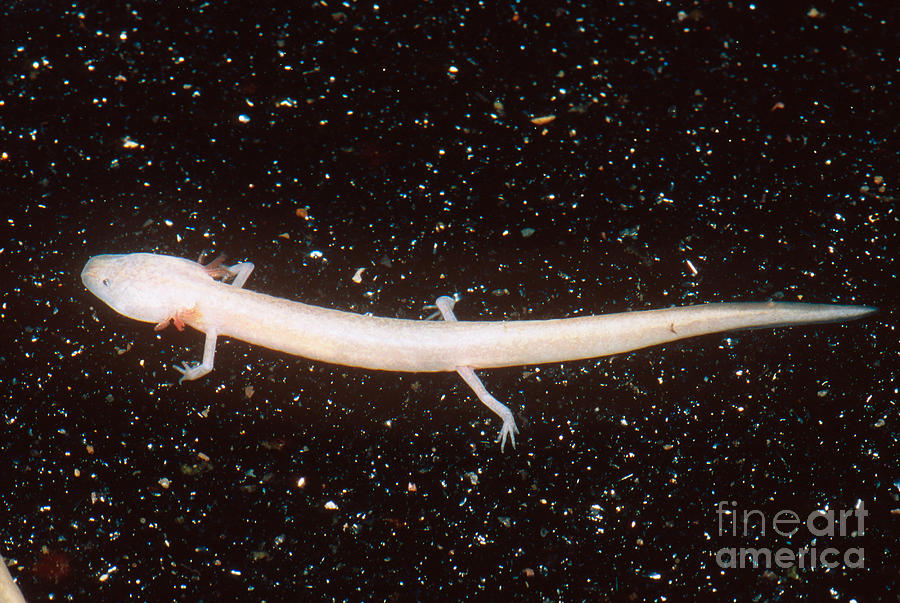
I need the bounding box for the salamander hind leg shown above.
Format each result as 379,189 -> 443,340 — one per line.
433,296 -> 520,451
455,366 -> 519,451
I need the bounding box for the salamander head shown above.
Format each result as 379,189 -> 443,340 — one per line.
81,253 -> 205,324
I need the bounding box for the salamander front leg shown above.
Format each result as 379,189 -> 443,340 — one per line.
225,262 -> 254,288
433,295 -> 519,451
173,329 -> 218,383
201,255 -> 255,288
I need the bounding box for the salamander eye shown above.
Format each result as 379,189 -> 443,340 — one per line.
102,279 -> 111,287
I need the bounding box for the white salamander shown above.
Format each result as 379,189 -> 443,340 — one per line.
81,252 -> 876,450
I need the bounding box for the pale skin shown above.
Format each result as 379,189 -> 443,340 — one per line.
81,253 -> 876,451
